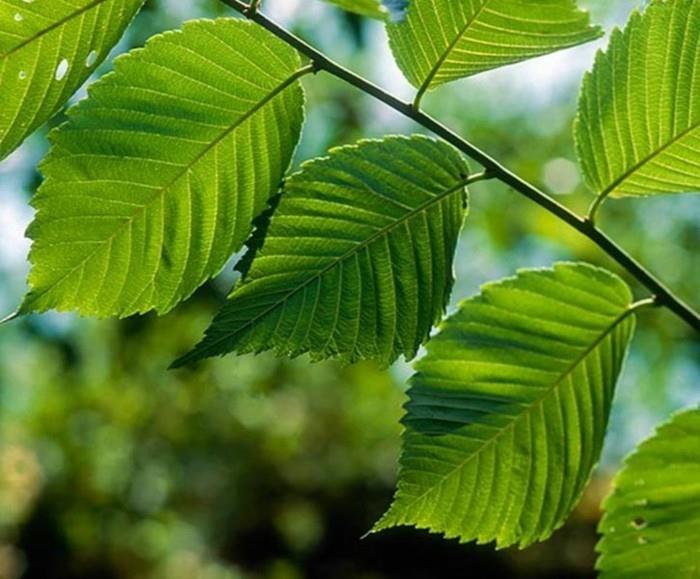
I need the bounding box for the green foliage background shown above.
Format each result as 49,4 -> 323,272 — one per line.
0,0 -> 697,577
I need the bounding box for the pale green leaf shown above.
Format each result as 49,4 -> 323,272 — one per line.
597,405 -> 700,579
576,0 -> 700,200
21,19 -> 305,317
322,0 -> 388,20
174,135 -> 470,368
387,0 -> 601,97
0,0 -> 144,161
374,263 -> 637,548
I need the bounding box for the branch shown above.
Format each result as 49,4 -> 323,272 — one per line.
220,0 -> 700,334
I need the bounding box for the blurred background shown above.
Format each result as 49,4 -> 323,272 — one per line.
0,0 -> 698,577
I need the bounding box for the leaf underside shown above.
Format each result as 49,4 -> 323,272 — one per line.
0,0 -> 144,161
175,135 -> 470,368
22,19 -> 305,318
576,0 -> 700,199
597,406 -> 700,579
387,0 -> 602,92
374,263 -> 636,549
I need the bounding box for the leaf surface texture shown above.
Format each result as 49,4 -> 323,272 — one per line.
22,19 -> 305,317
375,263 -> 637,548
0,0 -> 144,160
387,0 -> 601,93
576,0 -> 700,199
176,136 -> 470,367
597,406 -> 700,579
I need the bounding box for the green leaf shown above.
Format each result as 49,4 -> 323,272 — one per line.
576,0 -> 700,201
21,19 -> 306,317
387,0 -> 601,99
0,0 -> 145,161
323,0 -> 388,20
597,405 -> 700,579
174,135 -> 470,368
374,263 -> 638,548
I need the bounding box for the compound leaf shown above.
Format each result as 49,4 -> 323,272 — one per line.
374,263 -> 637,548
174,135 -> 470,368
388,0 -> 601,98
0,0 -> 144,160
576,0 -> 700,201
21,18 -> 306,317
597,405 -> 700,579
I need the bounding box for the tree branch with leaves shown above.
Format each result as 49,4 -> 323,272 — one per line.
1,0 -> 698,575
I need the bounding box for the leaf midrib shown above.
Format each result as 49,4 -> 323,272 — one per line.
599,120 -> 700,198
383,302 -> 637,523
176,176 -> 471,365
1,0 -> 111,59
23,66 -> 308,313
417,0 -> 492,94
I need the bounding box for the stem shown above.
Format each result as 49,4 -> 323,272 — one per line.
221,0 -> 700,334
413,84 -> 429,111
246,0 -> 261,16
629,297 -> 660,314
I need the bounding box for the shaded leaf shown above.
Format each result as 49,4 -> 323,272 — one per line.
597,405 -> 700,579
21,19 -> 306,317
0,0 -> 144,160
576,0 -> 700,200
175,135 -> 470,368
387,0 -> 601,98
374,263 -> 637,548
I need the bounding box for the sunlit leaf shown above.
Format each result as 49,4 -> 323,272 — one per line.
375,263 -> 637,548
576,0 -> 700,200
387,0 -> 601,99
21,19 -> 305,317
0,0 -> 144,161
174,136 -> 470,368
597,405 -> 700,579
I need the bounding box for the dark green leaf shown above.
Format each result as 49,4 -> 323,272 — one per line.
175,135 -> 470,367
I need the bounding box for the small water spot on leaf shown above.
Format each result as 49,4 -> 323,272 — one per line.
631,517 -> 648,530
55,59 -> 69,81
637,536 -> 648,545
14,13 -> 23,22
85,50 -> 98,68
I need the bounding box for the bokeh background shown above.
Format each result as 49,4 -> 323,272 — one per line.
0,1 -> 698,577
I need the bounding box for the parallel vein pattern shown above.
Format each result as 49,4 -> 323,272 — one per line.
0,0 -> 144,160
22,19 -> 305,317
576,0 -> 700,199
374,263 -> 637,548
175,136 -> 470,368
387,0 -> 601,94
597,406 -> 700,579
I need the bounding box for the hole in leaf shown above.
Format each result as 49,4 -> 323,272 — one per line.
55,59 -> 69,81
